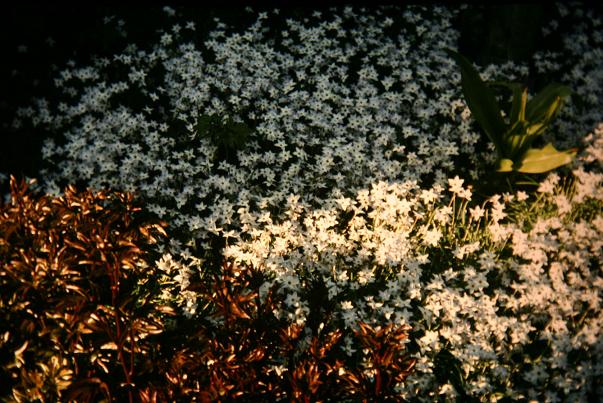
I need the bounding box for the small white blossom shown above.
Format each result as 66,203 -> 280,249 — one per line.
448,176 -> 464,195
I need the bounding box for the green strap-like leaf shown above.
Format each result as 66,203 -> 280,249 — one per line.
515,87 -> 527,124
504,122 -> 544,159
446,49 -> 508,157
513,143 -> 577,173
487,81 -> 526,125
526,83 -> 571,122
525,122 -> 545,137
540,95 -> 563,124
505,133 -> 530,158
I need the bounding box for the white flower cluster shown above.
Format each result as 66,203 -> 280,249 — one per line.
224,128 -> 603,400
155,252 -> 201,318
226,180 -> 433,327
18,6 -> 512,242
13,3 -> 603,401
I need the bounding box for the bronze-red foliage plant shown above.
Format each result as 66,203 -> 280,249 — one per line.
0,176 -> 171,402
0,176 -> 417,402
165,261 -> 417,402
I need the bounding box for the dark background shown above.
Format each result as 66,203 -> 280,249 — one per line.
1,3 -> 598,196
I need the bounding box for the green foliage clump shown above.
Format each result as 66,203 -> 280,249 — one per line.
195,113 -> 252,154
447,49 -> 577,174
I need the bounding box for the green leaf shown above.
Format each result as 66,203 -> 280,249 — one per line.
223,120 -> 251,149
525,83 -> 571,122
487,81 -> 525,125
515,177 -> 541,186
514,87 -> 527,124
446,49 -> 508,157
505,133 -> 529,157
525,122 -> 545,137
434,348 -> 468,399
513,143 -> 577,173
505,125 -> 543,159
496,158 -> 514,172
195,114 -> 252,152
541,95 -> 563,124
195,114 -> 213,137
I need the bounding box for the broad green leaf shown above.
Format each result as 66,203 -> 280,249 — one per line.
526,83 -> 571,122
496,158 -> 514,172
514,143 -> 577,173
446,49 -> 508,157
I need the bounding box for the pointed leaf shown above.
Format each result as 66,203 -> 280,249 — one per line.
526,122 -> 545,137
506,134 -> 529,157
514,143 -> 577,173
487,81 -> 525,125
540,95 -> 563,124
526,83 -> 571,122
446,49 -> 507,156
506,129 -> 543,160
515,87 -> 527,124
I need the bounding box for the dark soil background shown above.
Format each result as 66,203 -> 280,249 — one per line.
1,3 -> 598,196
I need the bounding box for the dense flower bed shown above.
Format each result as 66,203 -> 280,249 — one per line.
5,4 -> 603,401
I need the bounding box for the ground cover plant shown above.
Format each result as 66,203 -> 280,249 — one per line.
2,3 -> 603,401
0,177 -> 171,401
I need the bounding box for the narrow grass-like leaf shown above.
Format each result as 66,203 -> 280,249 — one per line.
514,87 -> 527,124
